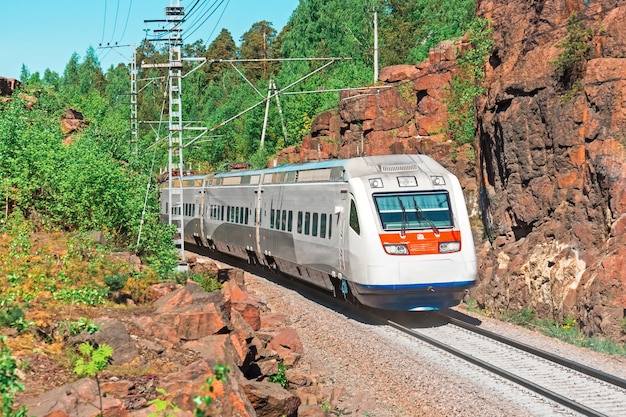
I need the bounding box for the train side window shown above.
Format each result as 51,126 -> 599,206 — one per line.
297,211 -> 303,233
245,208 -> 249,224
270,209 -> 275,228
288,210 -> 293,232
328,214 -> 332,238
312,213 -> 318,237
281,210 -> 287,231
220,205 -> 224,221
304,212 -> 311,235
320,213 -> 327,238
350,200 -> 361,235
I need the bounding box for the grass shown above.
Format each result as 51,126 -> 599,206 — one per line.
464,300 -> 626,356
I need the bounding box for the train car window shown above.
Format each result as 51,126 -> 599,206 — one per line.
312,213 -> 319,237
288,211 -> 293,232
320,214 -> 327,238
227,206 -> 231,222
281,210 -> 287,231
235,207 -> 240,223
350,200 -> 361,235
245,208 -> 249,224
220,205 -> 224,221
373,191 -> 453,231
328,214 -> 332,238
270,209 -> 276,228
297,211 -> 303,233
304,212 -> 311,235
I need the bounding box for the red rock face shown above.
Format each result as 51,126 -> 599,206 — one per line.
0,77 -> 19,96
475,0 -> 626,340
275,45 -> 460,165
277,1 -> 625,341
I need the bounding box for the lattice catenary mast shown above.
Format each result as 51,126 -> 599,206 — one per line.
143,1 -> 187,265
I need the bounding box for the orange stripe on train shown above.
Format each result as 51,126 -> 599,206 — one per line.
379,230 -> 462,255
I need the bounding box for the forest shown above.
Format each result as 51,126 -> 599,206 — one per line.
1,0 -> 479,274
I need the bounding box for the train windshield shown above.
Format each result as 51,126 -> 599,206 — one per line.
373,191 -> 453,232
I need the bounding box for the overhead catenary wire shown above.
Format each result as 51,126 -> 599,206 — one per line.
184,0 -> 227,40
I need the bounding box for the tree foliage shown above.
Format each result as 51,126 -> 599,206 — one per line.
2,0 -> 483,276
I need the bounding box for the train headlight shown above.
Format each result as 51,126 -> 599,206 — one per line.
439,241 -> 461,253
397,176 -> 417,187
369,178 -> 384,188
431,175 -> 446,185
384,243 -> 409,255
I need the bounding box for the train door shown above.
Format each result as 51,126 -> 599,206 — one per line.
337,190 -> 349,273
346,194 -> 367,282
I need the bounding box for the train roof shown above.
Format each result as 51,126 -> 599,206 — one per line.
215,154 -> 450,178
165,155 -> 454,188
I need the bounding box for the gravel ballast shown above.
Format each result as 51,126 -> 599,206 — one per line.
203,254 -> 626,417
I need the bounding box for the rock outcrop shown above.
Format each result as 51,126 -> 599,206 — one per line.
275,1 -> 625,341
0,76 -> 19,96
20,266 -> 331,417
475,0 -> 626,341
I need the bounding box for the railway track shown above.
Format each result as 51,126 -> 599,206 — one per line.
382,311 -> 626,417
188,245 -> 626,416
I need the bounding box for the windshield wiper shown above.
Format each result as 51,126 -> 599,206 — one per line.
412,197 -> 440,237
397,197 -> 408,237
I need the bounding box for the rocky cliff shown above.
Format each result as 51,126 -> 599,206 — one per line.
475,0 -> 625,341
277,0 -> 625,341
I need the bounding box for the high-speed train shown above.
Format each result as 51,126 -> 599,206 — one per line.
160,154 -> 477,311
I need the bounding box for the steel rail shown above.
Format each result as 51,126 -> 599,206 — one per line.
385,316 -> 620,417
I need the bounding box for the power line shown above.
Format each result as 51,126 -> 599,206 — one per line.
119,0 -> 134,41
101,0 -> 108,45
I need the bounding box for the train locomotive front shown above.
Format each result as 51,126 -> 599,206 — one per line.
340,155 -> 477,310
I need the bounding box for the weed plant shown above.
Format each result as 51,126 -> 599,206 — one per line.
0,337 -> 28,417
465,301 -> 626,356
268,361 -> 288,388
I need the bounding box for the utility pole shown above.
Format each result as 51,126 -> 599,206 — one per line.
166,1 -> 186,267
143,1 -> 187,267
130,43 -> 138,157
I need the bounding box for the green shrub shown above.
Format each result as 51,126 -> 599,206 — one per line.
268,361 -> 288,388
0,337 -> 28,417
104,273 -> 129,292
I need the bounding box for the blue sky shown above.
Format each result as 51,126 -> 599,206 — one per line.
0,0 -> 299,79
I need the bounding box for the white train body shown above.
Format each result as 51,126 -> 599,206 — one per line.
160,154 -> 477,311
